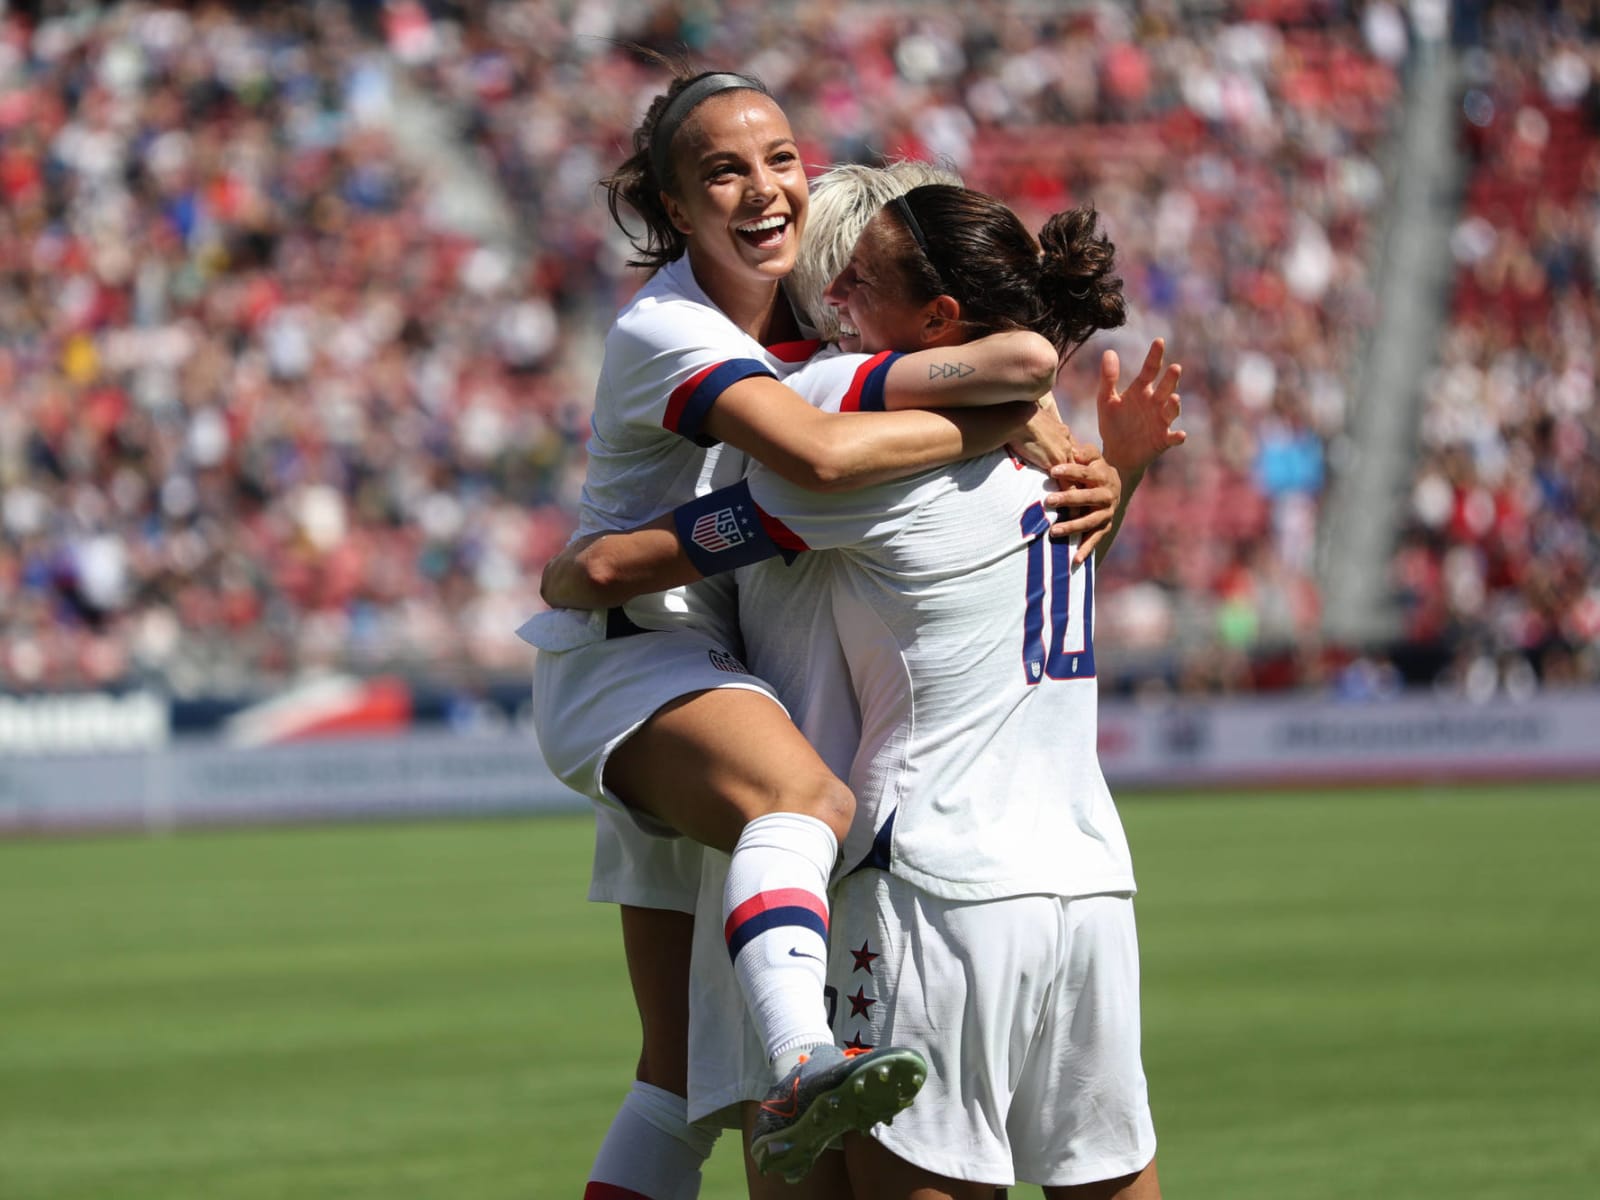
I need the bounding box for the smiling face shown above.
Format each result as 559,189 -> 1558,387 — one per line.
661,91 -> 808,299
823,212 -> 939,355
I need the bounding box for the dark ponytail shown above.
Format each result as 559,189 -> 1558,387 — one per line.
885,186 -> 1125,359
1034,206 -> 1126,359
599,58 -> 773,272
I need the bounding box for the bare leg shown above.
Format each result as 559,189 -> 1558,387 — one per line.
604,688 -> 853,850
842,1130 -> 998,1200
606,688 -> 853,1069
584,905 -> 718,1196
741,1101 -> 853,1200
1044,1157 -> 1161,1200
607,691 -> 928,1183
621,904 -> 695,1094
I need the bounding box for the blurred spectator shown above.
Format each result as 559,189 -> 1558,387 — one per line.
1395,0 -> 1600,693
0,0 -> 1428,699
0,1 -> 583,692
933,2 -> 1396,692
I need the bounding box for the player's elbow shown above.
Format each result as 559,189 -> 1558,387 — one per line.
801,455 -> 863,492
777,439 -> 857,492
1014,332 -> 1061,393
802,454 -> 856,492
572,542 -> 632,603
540,541 -> 626,610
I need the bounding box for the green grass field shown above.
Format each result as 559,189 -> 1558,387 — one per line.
3,782 -> 1598,1199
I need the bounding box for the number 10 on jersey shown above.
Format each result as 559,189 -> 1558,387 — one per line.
1021,502 -> 1096,684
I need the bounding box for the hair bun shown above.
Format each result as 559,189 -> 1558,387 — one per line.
1037,206 -> 1126,349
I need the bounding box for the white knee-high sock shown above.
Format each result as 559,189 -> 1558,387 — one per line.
585,1081 -> 718,1200
721,811 -> 838,1068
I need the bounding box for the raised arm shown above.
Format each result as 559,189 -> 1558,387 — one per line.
542,467 -> 827,609
1096,338 -> 1185,477
989,387 -> 1123,566
1046,338 -> 1184,564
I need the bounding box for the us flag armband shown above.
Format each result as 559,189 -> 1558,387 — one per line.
673,480 -> 808,578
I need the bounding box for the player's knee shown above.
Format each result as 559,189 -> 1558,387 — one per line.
783,773 -> 854,843
633,1044 -> 688,1096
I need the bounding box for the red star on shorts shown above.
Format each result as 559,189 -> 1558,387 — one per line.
844,1032 -> 875,1052
850,940 -> 878,973
847,986 -> 875,1018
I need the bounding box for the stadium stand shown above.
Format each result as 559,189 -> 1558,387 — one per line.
2,0 -> 1589,699
0,2 -> 579,691
1392,0 -> 1600,694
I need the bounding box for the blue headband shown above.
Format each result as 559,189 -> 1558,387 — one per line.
649,72 -> 767,186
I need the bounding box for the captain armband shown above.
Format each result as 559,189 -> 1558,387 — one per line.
673,480 -> 808,578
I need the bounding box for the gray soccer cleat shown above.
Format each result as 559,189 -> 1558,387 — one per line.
749,1043 -> 929,1183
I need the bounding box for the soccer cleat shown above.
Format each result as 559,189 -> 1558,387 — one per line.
749,1042 -> 928,1183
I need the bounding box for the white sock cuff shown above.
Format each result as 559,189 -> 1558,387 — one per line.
626,1081 -> 719,1158
734,810 -> 838,861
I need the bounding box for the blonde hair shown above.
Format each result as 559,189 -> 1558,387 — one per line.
786,159 -> 963,341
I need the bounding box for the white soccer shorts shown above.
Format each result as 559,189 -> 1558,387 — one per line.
530,627 -> 787,913
825,871 -> 1157,1188
587,805 -> 704,913
684,847 -> 772,1124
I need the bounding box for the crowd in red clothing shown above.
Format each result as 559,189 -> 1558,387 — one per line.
1392,0 -> 1600,695
0,3 -> 584,691
6,1 -> 1584,698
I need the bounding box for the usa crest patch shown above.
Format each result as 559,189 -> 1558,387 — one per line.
690,506 -> 746,553
708,649 -> 748,674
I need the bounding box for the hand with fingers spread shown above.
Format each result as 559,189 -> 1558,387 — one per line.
1095,337 -> 1185,475
1048,337 -> 1184,565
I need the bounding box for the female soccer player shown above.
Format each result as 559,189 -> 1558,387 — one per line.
528,68 -> 1104,1193
543,185 -> 1183,1198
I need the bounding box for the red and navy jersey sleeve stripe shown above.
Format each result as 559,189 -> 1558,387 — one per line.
838,351 -> 903,412
663,358 -> 775,446
724,887 -> 829,962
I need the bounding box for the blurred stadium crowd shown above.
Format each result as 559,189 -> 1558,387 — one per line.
1397,0 -> 1600,698
0,0 -> 1595,698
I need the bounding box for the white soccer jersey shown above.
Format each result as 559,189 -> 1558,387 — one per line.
725,351 -> 1136,903
730,346 -> 900,780
735,554 -> 859,781
517,255 -> 818,652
